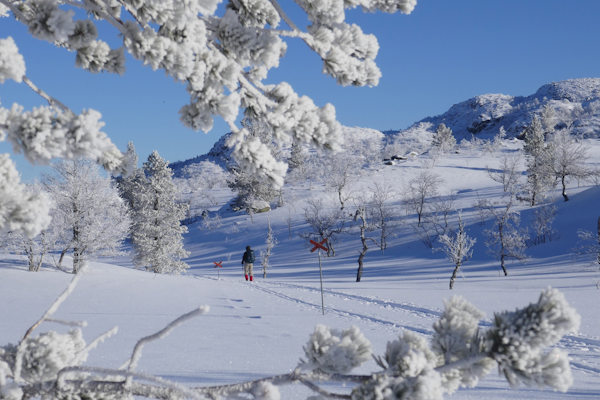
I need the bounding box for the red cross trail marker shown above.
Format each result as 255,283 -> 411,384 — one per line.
307,238 -> 328,315
213,261 -> 223,279
310,239 -> 328,252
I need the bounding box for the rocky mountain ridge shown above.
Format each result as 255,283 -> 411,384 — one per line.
392,78 -> 600,141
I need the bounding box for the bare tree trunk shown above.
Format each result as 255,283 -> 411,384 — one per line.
35,253 -> 45,272
27,244 -> 35,272
57,247 -> 68,269
328,242 -> 336,257
449,261 -> 461,289
72,247 -> 82,274
500,254 -> 508,276
356,235 -> 368,282
561,175 -> 569,202
356,210 -> 370,282
356,251 -> 365,282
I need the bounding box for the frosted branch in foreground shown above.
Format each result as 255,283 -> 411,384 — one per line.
127,307 -> 210,372
0,274 -> 580,400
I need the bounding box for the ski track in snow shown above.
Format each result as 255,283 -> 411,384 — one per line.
192,275 -> 600,377
193,275 -> 434,335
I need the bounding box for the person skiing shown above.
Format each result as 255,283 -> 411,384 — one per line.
241,245 -> 255,281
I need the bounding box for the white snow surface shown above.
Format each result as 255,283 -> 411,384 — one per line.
3,139 -> 600,399
3,123 -> 600,399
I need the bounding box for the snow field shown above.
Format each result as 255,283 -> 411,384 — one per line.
2,137 -> 600,399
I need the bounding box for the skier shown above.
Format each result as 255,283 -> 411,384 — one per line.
241,245 -> 255,281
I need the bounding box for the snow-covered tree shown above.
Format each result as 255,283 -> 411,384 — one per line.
436,211 -> 476,290
323,152 -> 362,210
527,204 -> 559,247
352,195 -> 382,282
482,195 -> 528,276
175,161 -> 228,220
486,153 -> 522,192
368,182 -> 401,251
0,183 -> 58,272
131,151 -> 190,274
302,198 -> 348,257
288,142 -> 305,172
547,128 -> 592,201
522,116 -> 553,206
413,192 -> 457,249
116,141 -> 145,211
572,216 -> 600,267
403,171 -> 443,227
42,159 -> 130,273
227,117 -> 280,211
431,123 -> 456,154
0,270 -> 581,400
540,104 -> 557,135
260,213 -> 277,278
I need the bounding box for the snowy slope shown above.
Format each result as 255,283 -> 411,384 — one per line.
2,136 -> 600,400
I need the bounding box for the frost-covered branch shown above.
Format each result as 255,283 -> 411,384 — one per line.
127,307 -> 209,372
21,263 -> 88,341
22,76 -> 73,115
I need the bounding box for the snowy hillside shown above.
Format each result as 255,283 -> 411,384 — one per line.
3,78 -> 600,400
3,132 -> 600,400
169,126 -> 384,176
390,78 -> 600,141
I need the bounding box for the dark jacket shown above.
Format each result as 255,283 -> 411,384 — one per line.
242,249 -> 255,264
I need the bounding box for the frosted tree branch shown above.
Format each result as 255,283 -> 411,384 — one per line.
0,0 -> 27,21
22,76 -> 74,116
21,263 -> 88,341
127,307 -> 209,372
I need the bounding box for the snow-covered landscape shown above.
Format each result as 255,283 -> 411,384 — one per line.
3,78 -> 600,400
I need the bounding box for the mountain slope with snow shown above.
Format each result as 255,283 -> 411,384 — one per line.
391,78 -> 600,141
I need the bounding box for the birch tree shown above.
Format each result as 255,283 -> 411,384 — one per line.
436,211 -> 476,290
482,195 -> 528,276
486,153 -> 522,193
547,129 -> 592,202
0,183 -> 58,272
42,159 -> 130,273
302,198 -> 347,257
368,182 -> 401,251
353,196 -> 381,282
323,153 -> 362,210
403,171 -> 443,227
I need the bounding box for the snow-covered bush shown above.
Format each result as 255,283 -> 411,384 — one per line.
300,325 -> 372,374
0,271 -> 582,400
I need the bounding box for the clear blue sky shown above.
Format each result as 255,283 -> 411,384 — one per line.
2,0 -> 600,181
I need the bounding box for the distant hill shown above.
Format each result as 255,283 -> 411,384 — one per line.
391,78 -> 600,140
171,78 -> 600,171
169,126 -> 383,175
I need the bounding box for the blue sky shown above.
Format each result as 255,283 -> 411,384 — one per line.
2,0 -> 600,181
